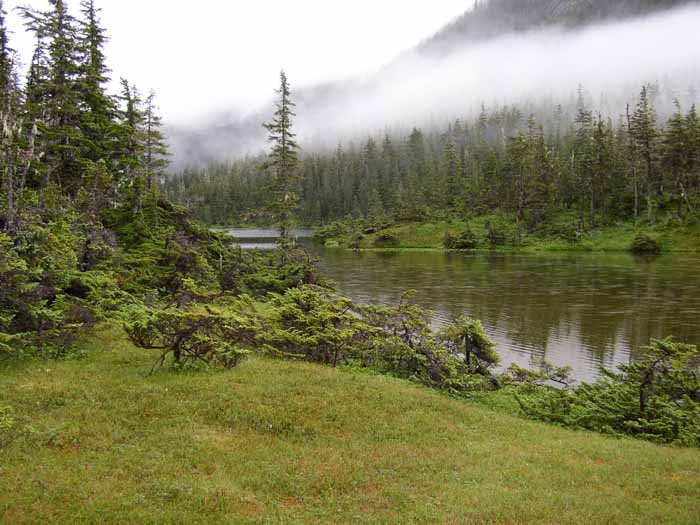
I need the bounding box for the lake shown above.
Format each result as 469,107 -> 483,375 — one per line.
225,229 -> 700,382
218,228 -> 314,250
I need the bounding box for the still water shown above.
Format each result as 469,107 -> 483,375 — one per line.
220,228 -> 314,250
225,230 -> 700,382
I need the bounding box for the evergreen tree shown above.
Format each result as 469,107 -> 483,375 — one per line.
263,70 -> 300,241
629,85 -> 659,220
22,0 -> 85,196
685,105 -> 700,194
78,0 -> 117,167
663,100 -> 694,214
443,136 -> 462,208
590,114 -> 616,222
143,90 -> 169,189
0,0 -> 11,106
0,0 -> 20,231
116,78 -> 145,209
573,104 -> 595,224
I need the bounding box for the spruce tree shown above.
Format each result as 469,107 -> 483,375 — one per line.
22,0 -> 85,196
116,78 -> 145,209
23,34 -> 51,192
263,70 -> 300,241
0,0 -> 20,231
443,136 -> 462,208
630,85 -> 659,220
0,0 -> 11,106
143,90 -> 169,226
685,104 -> 700,194
78,0 -> 117,167
143,90 -> 169,189
663,100 -> 693,214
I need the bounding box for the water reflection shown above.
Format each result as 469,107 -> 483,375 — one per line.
314,249 -> 700,383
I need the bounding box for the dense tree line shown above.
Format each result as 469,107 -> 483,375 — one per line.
165,85 -> 700,230
0,0 -> 169,234
0,0 -> 248,357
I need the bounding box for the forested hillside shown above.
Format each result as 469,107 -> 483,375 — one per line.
0,0 -> 317,360
165,86 -> 700,236
166,0 -> 697,168
422,0 -> 695,54
2,4 -> 700,521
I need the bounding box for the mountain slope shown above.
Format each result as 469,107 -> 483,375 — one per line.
421,0 -> 695,55
168,0 -> 699,168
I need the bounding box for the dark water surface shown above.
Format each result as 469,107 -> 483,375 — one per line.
315,249 -> 700,382
222,230 -> 700,383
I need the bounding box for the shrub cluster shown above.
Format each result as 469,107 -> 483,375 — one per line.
511,339 -> 700,447
631,233 -> 662,254
444,229 -> 480,250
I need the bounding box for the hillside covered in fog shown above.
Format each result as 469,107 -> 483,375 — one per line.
168,0 -> 699,168
422,0 -> 693,54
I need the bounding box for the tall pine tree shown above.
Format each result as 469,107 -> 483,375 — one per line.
263,70 -> 300,241
78,0 -> 117,167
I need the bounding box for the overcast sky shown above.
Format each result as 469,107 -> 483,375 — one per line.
5,0 -> 469,124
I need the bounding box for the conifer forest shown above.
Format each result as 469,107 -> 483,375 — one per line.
1,1 -> 700,523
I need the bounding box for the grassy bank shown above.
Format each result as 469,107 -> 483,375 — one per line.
1,327 -> 699,524
320,215 -> 700,254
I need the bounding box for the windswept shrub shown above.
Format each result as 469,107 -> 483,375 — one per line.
516,338 -> 700,446
260,286 -> 375,366
260,287 -> 501,393
438,316 -> 500,375
122,297 -> 259,371
505,360 -> 574,389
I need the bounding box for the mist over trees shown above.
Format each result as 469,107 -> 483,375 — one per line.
423,0 -> 696,55
164,84 -> 700,231
166,0 -> 700,169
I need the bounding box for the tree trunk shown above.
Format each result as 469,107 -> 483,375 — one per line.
633,169 -> 639,221
679,180 -> 693,214
4,156 -> 14,233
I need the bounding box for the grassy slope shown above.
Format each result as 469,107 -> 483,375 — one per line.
330,217 -> 700,253
1,328 -> 700,524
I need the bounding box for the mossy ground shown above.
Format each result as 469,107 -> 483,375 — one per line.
1,326 -> 699,524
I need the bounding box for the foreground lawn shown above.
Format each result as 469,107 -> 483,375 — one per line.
1,328 -> 699,524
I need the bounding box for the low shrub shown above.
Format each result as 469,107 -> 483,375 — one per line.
515,338 -> 700,447
631,233 -> 661,254
373,232 -> 400,248
122,298 -> 258,372
444,229 -> 479,250
484,220 -> 508,247
259,287 -> 501,393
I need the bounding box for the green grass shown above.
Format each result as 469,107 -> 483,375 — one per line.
329,215 -> 700,254
2,327 -> 700,524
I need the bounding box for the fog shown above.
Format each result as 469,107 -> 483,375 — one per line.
4,0 -> 469,122
4,1 -> 700,167
169,3 -> 700,167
